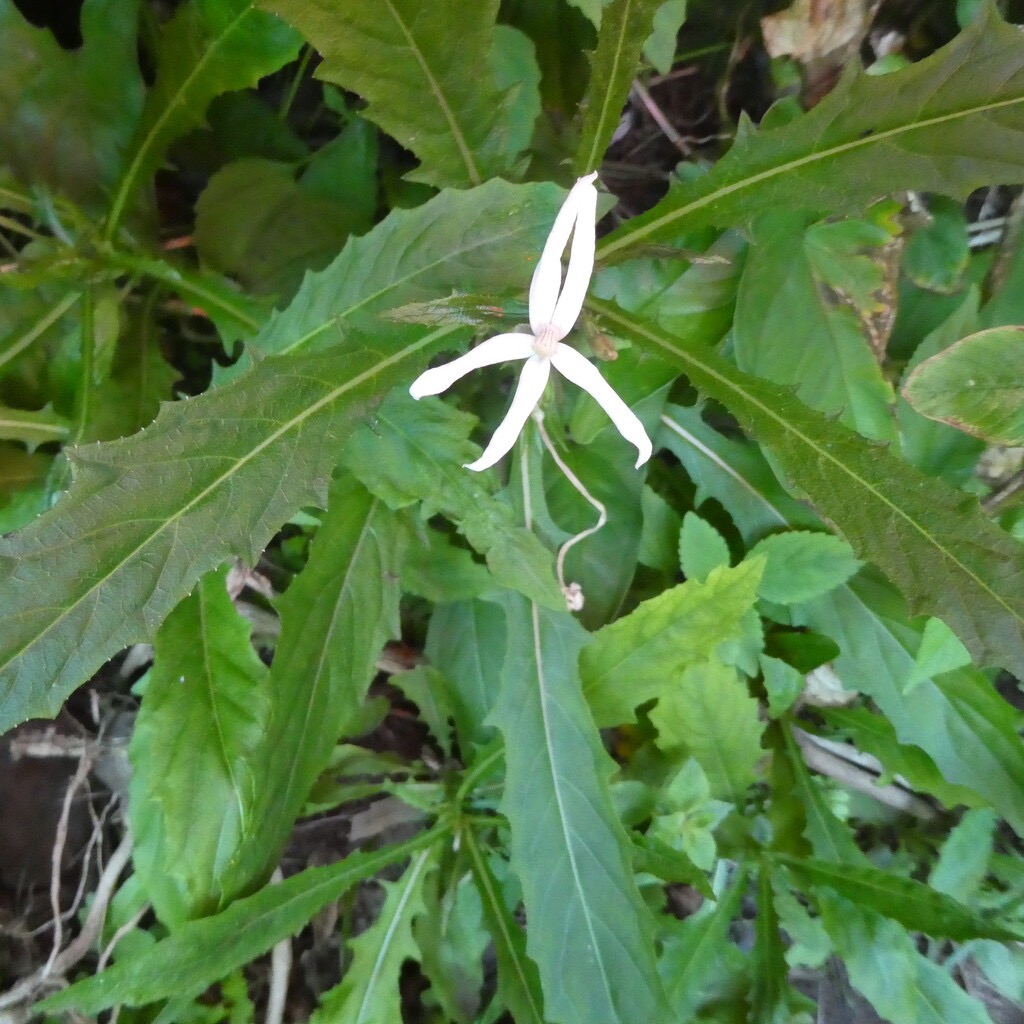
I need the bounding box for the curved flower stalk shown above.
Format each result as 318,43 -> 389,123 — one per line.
409,173 -> 653,472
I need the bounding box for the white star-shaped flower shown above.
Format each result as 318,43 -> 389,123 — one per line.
409,173 -> 653,472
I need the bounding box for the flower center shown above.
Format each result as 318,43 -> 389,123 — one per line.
532,324 -> 560,358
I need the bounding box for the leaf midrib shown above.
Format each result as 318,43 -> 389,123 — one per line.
598,92 -> 1024,260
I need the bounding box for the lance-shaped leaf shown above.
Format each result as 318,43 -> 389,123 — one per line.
261,0 -> 532,187
0,324 -> 456,734
0,405 -> 69,450
40,825 -> 449,1014
130,566 -> 270,925
313,848 -> 436,1024
104,0 -> 301,238
574,0 -> 665,175
593,299 -> 1024,678
598,6 -> 1024,260
225,476 -> 405,893
491,594 -> 668,1024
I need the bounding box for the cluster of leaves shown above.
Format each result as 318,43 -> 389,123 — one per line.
4,0 -> 1024,1021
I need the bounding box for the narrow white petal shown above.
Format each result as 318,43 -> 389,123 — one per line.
550,176 -> 598,335
464,356 -> 551,472
409,334 -> 536,399
528,173 -> 600,333
550,345 -> 653,468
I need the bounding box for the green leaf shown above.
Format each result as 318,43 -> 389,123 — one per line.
906,617 -> 973,691
225,476 -> 405,892
904,196 -> 970,293
580,560 -> 763,727
903,325 -> 1024,445
643,0 -> 687,74
0,0 -> 143,206
819,893 -> 994,1024
748,531 -> 861,604
595,300 -> 1024,678
263,0 -> 532,187
464,830 -> 545,1024
0,404 -> 69,450
778,853 -> 1021,942
929,808 -> 998,901
491,594 -> 668,1024
598,7 -> 1024,259
342,390 -> 562,608
657,869 -> 747,1020
649,657 -> 764,803
393,666 -> 456,756
749,867 -> 791,1024
313,848 -> 435,1024
678,511 -> 730,582
129,566 -> 269,924
252,178 -> 563,362
0,325 -> 454,734
39,824 -> 448,1014
105,0 -> 300,238
734,211 -> 897,441
760,654 -> 804,718
574,0 -> 664,175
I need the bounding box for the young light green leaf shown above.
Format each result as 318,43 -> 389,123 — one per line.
40,824 -> 449,1014
819,893 -> 995,1024
225,476 -> 405,893
580,560 -> 763,727
575,0 -> 665,175
678,511 -> 730,582
643,0 -> 687,73
734,211 -> 897,441
595,300 -> 1024,678
262,0 -> 531,187
779,853 -> 1022,942
760,655 -> 804,718
929,808 -> 998,902
492,594 -> 668,1024
599,6 -> 1024,259
903,325 -> 1024,446
105,0 -> 300,238
748,530 -> 861,604
650,658 -> 764,803
0,325 -> 457,735
313,848 -> 435,1024
463,830 -> 546,1024
0,0 -> 143,206
130,566 -> 269,925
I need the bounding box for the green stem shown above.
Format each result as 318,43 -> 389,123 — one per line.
71,286 -> 96,445
278,46 -> 312,121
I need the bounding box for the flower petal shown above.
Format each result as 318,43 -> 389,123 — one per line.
528,173 -> 599,334
550,345 -> 653,468
464,355 -> 551,472
550,176 -> 598,336
409,333 -> 536,399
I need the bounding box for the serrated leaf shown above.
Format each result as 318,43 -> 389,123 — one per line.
598,7 -> 1024,259
734,211 -> 897,441
225,475 -> 405,892
0,404 -> 69,450
903,325 -> 1024,445
263,0 -> 530,187
750,867 -> 791,1024
0,0 -> 143,206
749,530 -> 861,604
314,848 -> 435,1024
930,808 -> 998,902
649,658 -> 764,803
342,390 -> 562,608
393,665 -> 455,756
819,893 -> 995,1024
252,178 -> 563,362
130,565 -> 269,925
0,325 -> 455,734
595,300 -> 1024,678
464,830 -> 545,1024
779,852 -> 1021,942
580,561 -> 763,727
575,0 -> 664,175
39,824 -> 448,1015
105,0 -> 300,238
678,511 -> 730,582
491,594 -> 668,1024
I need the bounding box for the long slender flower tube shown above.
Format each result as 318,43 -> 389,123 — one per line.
409,173 -> 653,472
